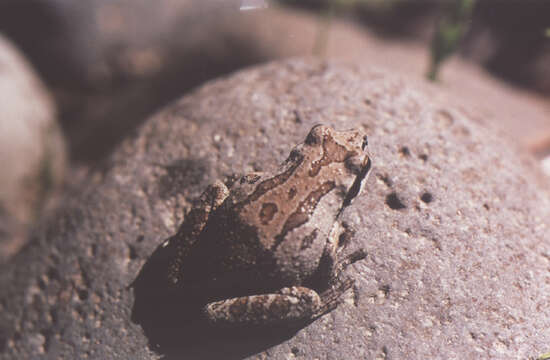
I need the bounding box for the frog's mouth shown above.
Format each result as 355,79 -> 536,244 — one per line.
341,156 -> 372,209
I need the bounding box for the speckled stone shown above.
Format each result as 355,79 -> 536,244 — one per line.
1,59 -> 549,359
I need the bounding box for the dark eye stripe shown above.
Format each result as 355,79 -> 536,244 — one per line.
362,135 -> 368,150
341,157 -> 371,210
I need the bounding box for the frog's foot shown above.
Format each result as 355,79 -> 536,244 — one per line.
203,286 -> 324,327
312,277 -> 355,318
329,248 -> 367,285
338,248 -> 367,270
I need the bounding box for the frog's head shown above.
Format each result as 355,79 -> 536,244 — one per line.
304,124 -> 372,207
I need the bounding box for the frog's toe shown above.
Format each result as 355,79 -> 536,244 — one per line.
314,277 -> 355,318
328,248 -> 367,285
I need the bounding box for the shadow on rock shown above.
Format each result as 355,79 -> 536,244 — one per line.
131,252 -> 306,360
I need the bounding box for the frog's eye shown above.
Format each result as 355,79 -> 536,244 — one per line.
305,124 -> 326,145
362,135 -> 368,150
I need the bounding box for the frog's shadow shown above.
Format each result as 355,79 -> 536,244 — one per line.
131,258 -> 309,360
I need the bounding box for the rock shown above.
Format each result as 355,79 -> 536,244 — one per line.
0,34 -> 66,263
1,59 -> 549,359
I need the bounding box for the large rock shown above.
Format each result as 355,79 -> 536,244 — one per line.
1,59 -> 549,359
0,34 -> 65,263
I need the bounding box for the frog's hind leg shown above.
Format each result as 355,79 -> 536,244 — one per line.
203,287 -> 324,327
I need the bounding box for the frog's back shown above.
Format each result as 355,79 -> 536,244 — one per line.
180,125 -> 370,296
180,163 -> 338,293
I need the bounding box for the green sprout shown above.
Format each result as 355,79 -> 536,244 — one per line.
427,0 -> 475,81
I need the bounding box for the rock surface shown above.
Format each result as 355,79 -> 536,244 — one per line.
0,34 -> 66,263
1,59 -> 549,359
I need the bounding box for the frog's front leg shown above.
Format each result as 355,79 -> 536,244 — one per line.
312,221 -> 367,289
203,283 -> 354,326
330,249 -> 367,283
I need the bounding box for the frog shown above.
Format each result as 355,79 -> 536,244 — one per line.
136,124 -> 372,327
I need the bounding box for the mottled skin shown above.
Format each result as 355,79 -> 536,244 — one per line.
147,125 -> 372,326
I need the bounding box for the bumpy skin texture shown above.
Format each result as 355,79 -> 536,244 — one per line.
137,125 -> 372,326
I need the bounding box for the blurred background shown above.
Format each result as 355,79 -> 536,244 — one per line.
1,0 -> 549,260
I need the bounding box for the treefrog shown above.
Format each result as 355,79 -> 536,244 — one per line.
137,125 -> 372,327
